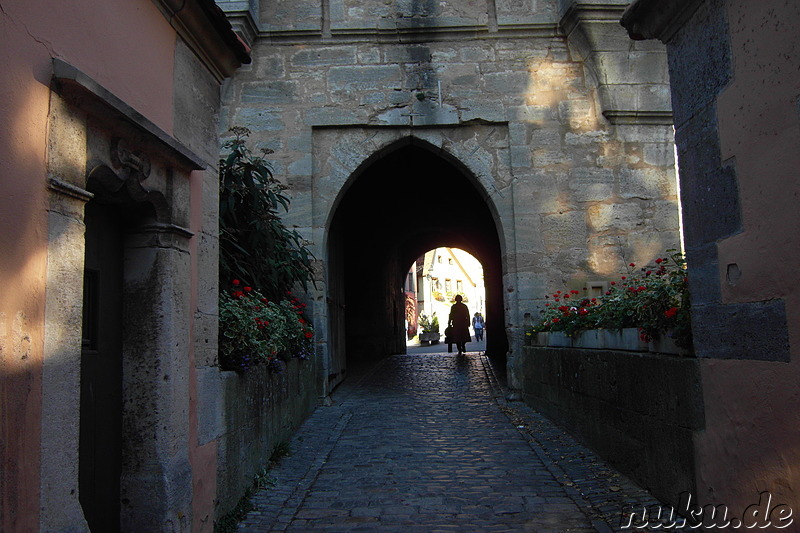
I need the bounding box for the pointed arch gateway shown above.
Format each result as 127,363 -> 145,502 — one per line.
324,135 -> 509,390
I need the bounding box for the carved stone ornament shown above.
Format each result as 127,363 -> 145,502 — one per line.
111,137 -> 151,180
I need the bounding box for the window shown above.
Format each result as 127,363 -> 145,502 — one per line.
586,281 -> 609,297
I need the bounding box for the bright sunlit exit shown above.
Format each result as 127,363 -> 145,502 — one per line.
404,247 -> 486,346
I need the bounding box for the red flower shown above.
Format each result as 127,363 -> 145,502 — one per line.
578,308 -> 588,316
232,279 -> 240,285
655,258 -> 663,264
244,286 -> 252,292
664,307 -> 679,318
232,291 -> 245,298
629,263 -> 636,267
304,331 -> 313,339
552,318 -> 560,323
570,290 -> 580,294
621,276 -> 627,280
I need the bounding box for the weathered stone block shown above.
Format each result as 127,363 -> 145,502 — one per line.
291,47 -> 357,67
619,167 -> 675,200
541,210 -> 587,250
587,202 -> 644,233
241,81 -> 298,104
484,71 -> 532,95
232,107 -> 284,132
328,65 -> 403,91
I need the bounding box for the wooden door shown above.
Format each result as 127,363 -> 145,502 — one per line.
327,229 -> 347,391
79,202 -> 123,532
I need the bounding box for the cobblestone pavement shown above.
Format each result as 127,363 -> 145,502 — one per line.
238,352 -> 692,532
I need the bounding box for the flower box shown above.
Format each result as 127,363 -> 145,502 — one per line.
419,331 -> 441,344
528,327 -> 690,355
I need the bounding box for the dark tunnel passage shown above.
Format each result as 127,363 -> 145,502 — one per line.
327,138 -> 508,381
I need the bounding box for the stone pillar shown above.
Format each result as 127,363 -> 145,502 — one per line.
40,178 -> 93,533
119,224 -> 194,532
40,92 -> 92,533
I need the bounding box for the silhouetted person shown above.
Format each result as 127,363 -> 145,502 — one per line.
448,294 -> 471,355
472,312 -> 485,341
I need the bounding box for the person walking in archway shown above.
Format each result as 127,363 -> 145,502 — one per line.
448,295 -> 471,355
472,312 -> 485,341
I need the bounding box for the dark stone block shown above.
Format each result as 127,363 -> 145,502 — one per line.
675,107 -> 743,246
666,0 -> 732,128
684,242 -> 722,306
692,300 -> 791,361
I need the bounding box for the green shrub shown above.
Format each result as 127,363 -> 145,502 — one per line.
219,127 -> 314,302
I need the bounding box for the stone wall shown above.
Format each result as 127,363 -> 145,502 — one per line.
521,345 -> 704,506
622,0 -> 800,518
215,358 -> 318,517
220,0 -> 681,393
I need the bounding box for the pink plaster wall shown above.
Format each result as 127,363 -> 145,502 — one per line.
695,0 -> 800,519
0,1 -> 178,530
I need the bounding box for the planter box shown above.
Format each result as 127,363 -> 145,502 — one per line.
419,331 -> 441,344
528,327 -> 690,355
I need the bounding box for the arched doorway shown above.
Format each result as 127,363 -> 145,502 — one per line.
326,139 -> 507,389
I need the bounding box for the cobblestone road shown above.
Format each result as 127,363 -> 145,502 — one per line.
238,351 -> 688,532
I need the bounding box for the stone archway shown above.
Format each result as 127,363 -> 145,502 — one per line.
315,131 -> 513,395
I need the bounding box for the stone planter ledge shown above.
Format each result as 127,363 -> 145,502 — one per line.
526,327 -> 692,356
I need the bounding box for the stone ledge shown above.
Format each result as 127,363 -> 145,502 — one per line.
52,59 -> 207,171
620,0 -> 705,43
528,327 -> 691,355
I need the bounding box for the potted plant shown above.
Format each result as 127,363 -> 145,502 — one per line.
418,314 -> 441,344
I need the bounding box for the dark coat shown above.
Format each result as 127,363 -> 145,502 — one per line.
448,301 -> 471,344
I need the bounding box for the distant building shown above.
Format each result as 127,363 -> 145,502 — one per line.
411,248 -> 485,339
